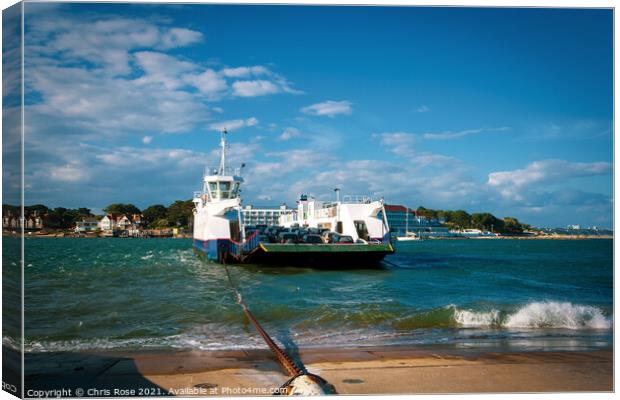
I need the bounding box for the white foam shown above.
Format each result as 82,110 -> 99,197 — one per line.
452,301 -> 612,330
454,308 -> 501,327
504,301 -> 612,330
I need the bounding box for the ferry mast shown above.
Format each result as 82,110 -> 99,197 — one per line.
218,129 -> 228,175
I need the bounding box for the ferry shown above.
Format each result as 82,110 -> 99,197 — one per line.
192,131 -> 395,267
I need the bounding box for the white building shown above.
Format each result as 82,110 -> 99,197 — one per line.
117,215 -> 132,230
242,204 -> 289,226
98,215 -> 117,231
75,217 -> 99,233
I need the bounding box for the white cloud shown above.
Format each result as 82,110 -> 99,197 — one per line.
159,28 -> 203,49
32,17 -> 202,76
96,146 -> 207,169
232,80 -> 280,97
208,117 -> 259,132
142,136 -> 153,144
520,120 -> 612,142
487,159 -> 612,201
49,163 -> 90,182
266,149 -> 328,168
134,51 -> 197,89
376,131 -> 416,146
416,105 -> 430,113
24,11 -> 301,143
423,126 -> 509,140
183,69 -> 228,98
301,100 -> 352,117
278,127 -> 301,141
375,131 -> 417,157
221,66 -> 269,78
376,131 -> 458,167
28,65 -> 210,135
133,52 -> 228,99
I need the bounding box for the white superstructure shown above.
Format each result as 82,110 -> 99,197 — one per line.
279,194 -> 391,242
192,131 -> 245,250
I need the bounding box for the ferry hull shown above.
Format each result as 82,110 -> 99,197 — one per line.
193,238 -> 394,268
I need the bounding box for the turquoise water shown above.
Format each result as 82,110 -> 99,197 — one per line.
10,238 -> 613,353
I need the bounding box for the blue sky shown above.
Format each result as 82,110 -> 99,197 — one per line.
12,3 -> 613,227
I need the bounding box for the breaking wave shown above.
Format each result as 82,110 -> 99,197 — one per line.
453,301 -> 612,330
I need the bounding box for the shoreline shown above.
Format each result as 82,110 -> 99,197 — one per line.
468,235 -> 613,240
5,232 -> 613,240
21,345 -> 613,395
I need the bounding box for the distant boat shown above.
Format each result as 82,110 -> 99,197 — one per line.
450,229 -> 498,238
394,207 -> 421,241
395,234 -> 420,241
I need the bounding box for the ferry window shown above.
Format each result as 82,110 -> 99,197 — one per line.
221,191 -> 230,199
220,182 -> 231,191
209,182 -> 217,193
336,221 -> 343,234
354,220 -> 369,240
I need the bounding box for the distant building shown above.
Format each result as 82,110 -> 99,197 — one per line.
117,215 -> 132,230
98,214 -> 144,233
75,217 -> 99,233
242,204 -> 289,226
381,205 -> 417,236
380,204 -> 451,238
3,210 -> 43,230
131,214 -> 143,227
98,215 -> 117,231
567,224 -> 581,230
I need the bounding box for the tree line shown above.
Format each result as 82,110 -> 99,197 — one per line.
415,206 -> 530,234
103,200 -> 193,229
3,200 -> 194,230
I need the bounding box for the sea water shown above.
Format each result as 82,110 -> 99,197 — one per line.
5,237 -> 613,353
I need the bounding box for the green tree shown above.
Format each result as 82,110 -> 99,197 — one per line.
503,217 -> 524,234
3,204 -> 20,216
447,210 -> 471,229
44,207 -> 77,229
75,208 -> 93,218
25,204 -> 49,216
153,218 -> 171,228
416,206 -> 439,220
103,203 -> 141,216
167,200 -> 193,227
436,210 -> 450,222
471,213 -> 504,232
143,205 -> 168,227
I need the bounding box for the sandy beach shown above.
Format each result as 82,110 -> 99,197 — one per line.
21,346 -> 612,396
